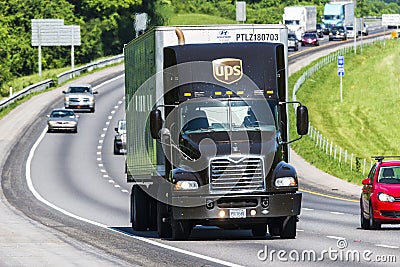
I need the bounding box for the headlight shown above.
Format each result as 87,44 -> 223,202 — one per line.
174,180 -> 199,190
275,177 -> 297,187
64,96 -> 69,101
378,193 -> 395,202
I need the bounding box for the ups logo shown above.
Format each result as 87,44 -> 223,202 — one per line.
212,58 -> 243,84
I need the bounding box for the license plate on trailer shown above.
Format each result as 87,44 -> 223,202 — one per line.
229,209 -> 246,218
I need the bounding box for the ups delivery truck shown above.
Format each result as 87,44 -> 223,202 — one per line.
124,25 -> 309,240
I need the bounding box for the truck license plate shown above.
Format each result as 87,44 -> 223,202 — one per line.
229,209 -> 246,218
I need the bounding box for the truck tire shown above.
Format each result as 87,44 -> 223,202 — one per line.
172,219 -> 192,241
251,224 -> 267,237
280,216 -> 297,239
131,185 -> 149,231
157,201 -> 172,238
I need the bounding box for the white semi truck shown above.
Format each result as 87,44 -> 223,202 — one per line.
323,1 -> 355,29
283,6 -> 317,40
124,25 -> 309,240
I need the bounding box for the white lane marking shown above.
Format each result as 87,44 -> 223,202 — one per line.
376,244 -> 399,249
302,208 -> 314,211
114,105 -> 119,109
100,169 -> 106,173
108,180 -> 115,184
98,164 -> 103,167
105,122 -> 110,125
121,190 -> 129,193
98,140 -> 103,144
114,185 -> 121,188
103,128 -> 107,131
97,152 -> 101,155
97,146 -> 102,149
100,134 -> 105,138
108,116 -> 112,120
118,101 -> 122,104
296,229 -> 304,232
96,158 -> 101,161
103,174 -> 109,178
27,129 -> 242,267
111,110 -> 116,114
330,211 -> 345,215
326,235 -> 346,240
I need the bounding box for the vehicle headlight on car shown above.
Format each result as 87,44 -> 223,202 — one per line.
275,177 -> 297,187
64,96 -> 69,102
378,193 -> 395,202
174,180 -> 199,190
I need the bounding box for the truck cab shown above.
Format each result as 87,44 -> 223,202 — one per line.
124,26 -> 309,240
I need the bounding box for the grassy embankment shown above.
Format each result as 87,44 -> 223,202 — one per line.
289,40 -> 400,184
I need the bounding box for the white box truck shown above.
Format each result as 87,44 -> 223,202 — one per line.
283,6 -> 317,40
124,25 -> 309,240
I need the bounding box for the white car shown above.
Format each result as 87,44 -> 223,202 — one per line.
346,26 -> 358,38
288,33 -> 299,51
63,84 -> 98,113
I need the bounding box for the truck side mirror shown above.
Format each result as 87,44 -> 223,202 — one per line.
296,105 -> 309,136
150,109 -> 162,139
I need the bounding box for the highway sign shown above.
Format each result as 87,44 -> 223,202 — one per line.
337,56 -> 344,76
382,14 -> 400,26
31,19 -> 81,46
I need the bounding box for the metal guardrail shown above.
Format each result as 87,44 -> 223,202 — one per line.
0,54 -> 124,110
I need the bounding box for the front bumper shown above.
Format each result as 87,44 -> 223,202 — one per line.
172,192 -> 302,221
65,100 -> 95,109
374,201 -> 400,223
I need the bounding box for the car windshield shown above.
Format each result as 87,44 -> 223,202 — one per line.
378,167 -> 400,184
119,121 -> 126,130
180,99 -> 278,134
50,110 -> 75,118
288,34 -> 296,40
303,34 -> 315,38
68,86 -> 91,94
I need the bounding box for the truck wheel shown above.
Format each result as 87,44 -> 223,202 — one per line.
131,185 -> 149,231
157,201 -> 172,238
149,196 -> 157,231
172,219 -> 192,241
252,224 -> 267,237
280,216 -> 297,239
369,204 -> 381,230
113,141 -> 119,155
268,219 -> 281,236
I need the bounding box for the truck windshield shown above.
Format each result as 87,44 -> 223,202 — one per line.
180,99 -> 277,134
284,20 -> 300,25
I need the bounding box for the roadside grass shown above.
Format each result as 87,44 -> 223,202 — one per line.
289,40 -> 400,184
167,13 -> 237,25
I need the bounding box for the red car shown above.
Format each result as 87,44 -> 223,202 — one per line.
301,33 -> 319,47
360,156 -> 400,229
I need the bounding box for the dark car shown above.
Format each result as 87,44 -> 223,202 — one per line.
316,23 -> 324,38
301,33 -> 319,46
360,156 -> 400,230
329,26 -> 347,41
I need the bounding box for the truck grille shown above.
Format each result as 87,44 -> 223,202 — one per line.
209,156 -> 265,194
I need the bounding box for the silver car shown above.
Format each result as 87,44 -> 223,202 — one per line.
63,84 -> 98,112
47,109 -> 79,133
